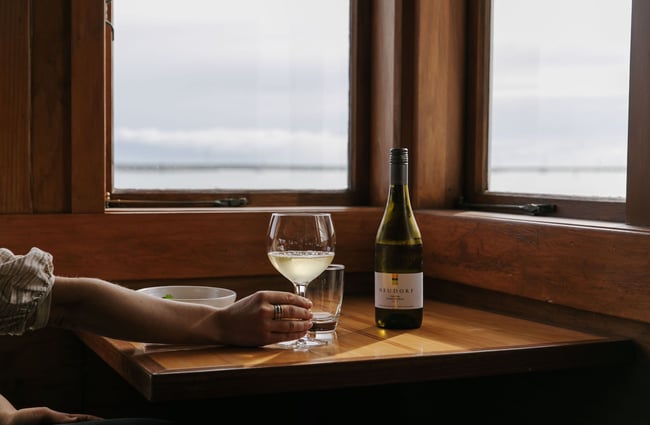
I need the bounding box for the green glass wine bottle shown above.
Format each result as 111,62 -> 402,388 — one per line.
374,147 -> 423,329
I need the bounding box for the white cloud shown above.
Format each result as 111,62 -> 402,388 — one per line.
115,127 -> 348,165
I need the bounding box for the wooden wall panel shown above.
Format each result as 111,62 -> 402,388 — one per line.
0,1 -> 31,213
1,207 -> 650,325
419,210 -> 650,324
0,329 -> 87,412
31,0 -> 71,213
0,208 -> 382,282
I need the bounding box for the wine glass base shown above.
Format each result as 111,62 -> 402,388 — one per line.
266,337 -> 328,351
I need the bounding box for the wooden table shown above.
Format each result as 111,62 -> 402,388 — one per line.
78,295 -> 634,402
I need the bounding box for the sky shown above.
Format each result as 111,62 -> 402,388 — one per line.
113,0 -> 350,167
489,0 -> 632,170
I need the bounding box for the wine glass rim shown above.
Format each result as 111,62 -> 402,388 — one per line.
270,212 -> 331,217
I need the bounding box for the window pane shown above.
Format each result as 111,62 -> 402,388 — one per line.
488,0 -> 631,198
113,0 -> 350,190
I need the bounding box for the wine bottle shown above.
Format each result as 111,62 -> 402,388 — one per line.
374,147 -> 423,329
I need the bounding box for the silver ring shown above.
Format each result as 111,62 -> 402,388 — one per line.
273,304 -> 283,320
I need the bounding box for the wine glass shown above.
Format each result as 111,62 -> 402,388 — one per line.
267,212 -> 335,350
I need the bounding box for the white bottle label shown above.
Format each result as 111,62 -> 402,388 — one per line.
374,272 -> 423,309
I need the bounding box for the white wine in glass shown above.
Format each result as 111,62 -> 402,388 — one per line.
267,212 -> 335,350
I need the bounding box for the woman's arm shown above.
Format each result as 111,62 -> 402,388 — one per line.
49,277 -> 313,346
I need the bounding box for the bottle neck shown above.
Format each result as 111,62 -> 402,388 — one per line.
390,162 -> 408,186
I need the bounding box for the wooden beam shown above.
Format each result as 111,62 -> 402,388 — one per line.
370,0 -> 397,206
412,0 -> 466,208
70,0 -> 105,212
626,0 -> 650,225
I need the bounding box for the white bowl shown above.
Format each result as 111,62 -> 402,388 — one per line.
137,285 -> 237,308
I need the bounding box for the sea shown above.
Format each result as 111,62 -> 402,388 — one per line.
113,166 -> 627,199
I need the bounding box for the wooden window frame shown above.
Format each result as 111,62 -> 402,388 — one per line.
463,0 -> 650,224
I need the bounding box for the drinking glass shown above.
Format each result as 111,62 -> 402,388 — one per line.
307,264 -> 345,335
267,212 -> 335,350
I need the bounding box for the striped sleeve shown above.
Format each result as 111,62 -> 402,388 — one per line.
0,247 -> 55,335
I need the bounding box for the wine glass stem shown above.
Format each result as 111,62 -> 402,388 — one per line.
295,284 -> 310,348
295,284 -> 307,298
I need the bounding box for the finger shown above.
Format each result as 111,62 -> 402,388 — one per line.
271,291 -> 313,308
55,412 -> 103,421
270,317 -> 313,333
59,414 -> 103,423
271,304 -> 312,321
19,407 -> 103,424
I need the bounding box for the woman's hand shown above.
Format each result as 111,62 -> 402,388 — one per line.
0,392 -> 102,425
213,290 -> 313,347
4,407 -> 101,425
